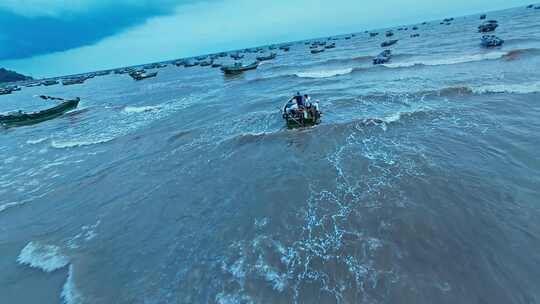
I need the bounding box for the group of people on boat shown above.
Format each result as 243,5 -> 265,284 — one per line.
284,92 -> 320,119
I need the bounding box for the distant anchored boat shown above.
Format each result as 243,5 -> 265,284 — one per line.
311,48 -> 325,54
381,39 -> 398,47
129,71 -> 158,81
221,62 -> 259,74
256,52 -> 277,61
62,77 -> 86,86
42,80 -> 59,86
478,20 -> 498,32
1,98 -> 80,127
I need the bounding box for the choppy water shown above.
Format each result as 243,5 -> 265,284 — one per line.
2,5 -> 540,304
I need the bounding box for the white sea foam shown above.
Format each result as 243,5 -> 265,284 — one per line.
27,137 -> 49,145
17,242 -> 69,272
61,265 -> 83,304
384,51 -> 507,68
67,220 -> 101,249
123,105 -> 161,113
295,67 -> 353,78
0,201 -> 25,213
472,82 -> 540,94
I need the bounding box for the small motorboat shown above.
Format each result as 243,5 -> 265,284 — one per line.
184,61 -> 199,67
221,62 -> 259,74
129,71 -> 158,81
385,31 -> 394,37
1,98 -> 80,127
381,39 -> 398,47
256,52 -> 277,61
370,32 -> 379,37
410,33 -> 420,38
199,60 -> 213,66
282,97 -> 322,129
480,14 -> 487,20
481,35 -> 504,47
211,63 -> 222,68
373,50 -> 392,65
324,43 -> 336,49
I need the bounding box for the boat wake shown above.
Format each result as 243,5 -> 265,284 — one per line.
122,105 -> 162,114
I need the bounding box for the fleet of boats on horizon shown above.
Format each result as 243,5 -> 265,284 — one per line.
1,4 -> 538,128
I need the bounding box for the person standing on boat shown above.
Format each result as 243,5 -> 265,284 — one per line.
295,92 -> 304,108
303,94 -> 311,107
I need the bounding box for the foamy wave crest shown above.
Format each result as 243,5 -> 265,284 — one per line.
472,82 -> 540,94
17,242 -> 69,272
384,51 -> 507,68
295,68 -> 353,78
61,265 -> 83,304
51,138 -> 114,149
123,105 -> 161,113
27,137 -> 49,145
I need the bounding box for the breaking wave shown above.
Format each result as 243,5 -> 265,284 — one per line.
472,82 -> 540,94
0,201 -> 26,213
17,242 -> 69,272
51,138 -> 114,149
383,51 -> 507,68
295,67 -> 354,78
61,265 -> 83,304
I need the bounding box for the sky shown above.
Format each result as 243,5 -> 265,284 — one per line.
0,0 -> 533,78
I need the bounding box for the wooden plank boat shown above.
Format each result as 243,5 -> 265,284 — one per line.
256,52 -> 277,61
1,98 -> 80,127
129,71 -> 157,81
282,98 -> 322,129
221,62 -> 259,74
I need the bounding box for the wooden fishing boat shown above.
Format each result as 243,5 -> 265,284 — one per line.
129,71 -> 157,81
1,98 -> 80,127
256,52 -> 277,61
221,62 -> 259,74
282,98 -> 322,129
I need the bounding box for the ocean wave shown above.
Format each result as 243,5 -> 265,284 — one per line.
472,82 -> 540,94
0,201 -> 25,213
502,48 -> 540,61
383,51 -> 507,68
17,242 -> 69,272
61,265 -> 83,304
51,138 -> 114,149
27,137 -> 49,145
123,105 -> 162,113
295,67 -> 354,78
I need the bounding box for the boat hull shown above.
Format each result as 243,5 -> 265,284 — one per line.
1,99 -> 80,127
